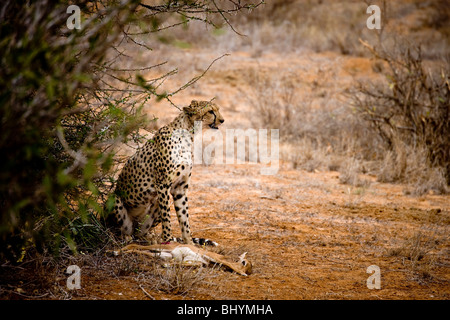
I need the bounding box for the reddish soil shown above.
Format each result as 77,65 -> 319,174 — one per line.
59,162 -> 449,300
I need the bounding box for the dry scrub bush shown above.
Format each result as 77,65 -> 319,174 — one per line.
144,1 -> 371,55
247,69 -> 338,145
350,38 -> 449,194
248,65 -> 379,175
151,1 -> 449,62
209,1 -> 448,58
224,0 -> 371,56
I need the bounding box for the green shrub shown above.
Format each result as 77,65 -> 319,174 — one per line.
0,0 -> 146,261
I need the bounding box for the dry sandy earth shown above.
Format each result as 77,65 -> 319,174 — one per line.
74,162 -> 449,300
74,49 -> 449,300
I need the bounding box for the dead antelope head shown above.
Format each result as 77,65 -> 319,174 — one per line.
239,252 -> 252,275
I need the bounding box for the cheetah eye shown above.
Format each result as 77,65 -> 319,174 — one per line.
208,110 -> 214,114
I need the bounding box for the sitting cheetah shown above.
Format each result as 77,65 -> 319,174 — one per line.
107,100 -> 224,245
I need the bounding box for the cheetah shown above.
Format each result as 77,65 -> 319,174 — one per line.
106,100 -> 224,245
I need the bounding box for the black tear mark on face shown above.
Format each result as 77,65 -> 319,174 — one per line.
208,111 -> 218,129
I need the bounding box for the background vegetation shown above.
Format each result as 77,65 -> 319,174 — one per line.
224,0 -> 449,195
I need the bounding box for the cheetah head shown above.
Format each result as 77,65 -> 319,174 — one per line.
183,100 -> 224,130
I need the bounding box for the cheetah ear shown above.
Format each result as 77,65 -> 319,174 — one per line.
183,106 -> 195,115
183,100 -> 198,115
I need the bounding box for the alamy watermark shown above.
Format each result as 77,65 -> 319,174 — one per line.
171,121 -> 279,175
366,5 -> 381,30
66,5 -> 81,30
366,265 -> 381,289
66,265 -> 81,290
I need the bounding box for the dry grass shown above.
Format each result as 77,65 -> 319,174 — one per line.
386,231 -> 446,284
245,63 -> 379,180
339,158 -> 371,188
378,145 -> 449,195
136,262 -> 215,297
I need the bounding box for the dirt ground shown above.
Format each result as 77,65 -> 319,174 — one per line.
1,48 -> 448,301
65,161 -> 447,300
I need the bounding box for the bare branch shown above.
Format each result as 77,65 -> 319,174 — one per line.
167,53 -> 229,97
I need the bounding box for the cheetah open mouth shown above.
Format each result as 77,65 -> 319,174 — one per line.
209,124 -> 219,129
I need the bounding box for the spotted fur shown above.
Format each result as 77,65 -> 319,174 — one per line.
106,100 -> 224,245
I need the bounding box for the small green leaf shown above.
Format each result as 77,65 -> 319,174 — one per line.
172,40 -> 191,49
213,28 -> 226,36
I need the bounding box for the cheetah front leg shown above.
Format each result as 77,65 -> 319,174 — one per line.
171,177 -> 193,245
136,196 -> 159,244
156,187 -> 173,243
